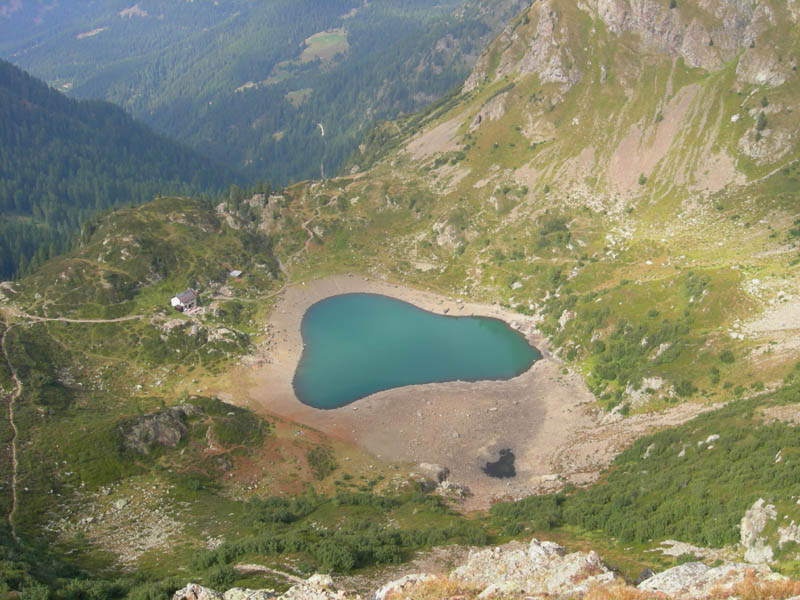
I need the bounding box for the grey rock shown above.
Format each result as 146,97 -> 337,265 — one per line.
740,498 -> 777,563
173,583 -> 224,600
418,463 -> 450,483
373,574 -> 433,600
121,405 -> 201,455
779,520 -> 800,548
639,562 -> 781,597
451,538 -> 617,596
279,574 -> 344,600
637,562 -> 709,595
634,568 -> 655,585
223,589 -> 276,600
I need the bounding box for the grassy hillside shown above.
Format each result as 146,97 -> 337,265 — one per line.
281,0 -> 800,410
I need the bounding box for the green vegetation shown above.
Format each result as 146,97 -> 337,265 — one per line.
1,0 -> 800,594
306,446 -> 337,480
0,0 -> 525,185
0,59 -> 237,280
491,382 -> 800,553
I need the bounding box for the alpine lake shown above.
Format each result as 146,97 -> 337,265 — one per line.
293,293 -> 541,410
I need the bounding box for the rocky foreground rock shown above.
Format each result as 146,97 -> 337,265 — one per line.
172,538 -> 795,600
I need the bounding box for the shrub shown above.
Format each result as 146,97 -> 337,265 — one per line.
675,379 -> 696,397
307,446 -> 337,480
206,565 -> 236,589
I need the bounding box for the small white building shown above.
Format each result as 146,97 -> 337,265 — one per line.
170,289 -> 198,312
229,269 -> 243,278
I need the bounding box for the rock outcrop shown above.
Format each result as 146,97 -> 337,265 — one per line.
175,534 -> 794,600
279,575 -> 346,600
638,561 -> 783,596
588,0 -> 773,73
121,404 -> 201,455
373,574 -> 434,600
174,583 -> 224,600
174,575 -> 347,600
740,498 -> 778,564
417,463 -> 450,483
449,538 -> 617,597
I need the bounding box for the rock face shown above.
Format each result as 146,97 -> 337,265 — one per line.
736,48 -> 788,87
510,0 -> 582,87
450,538 -> 617,597
740,498 -> 777,563
589,0 -> 772,73
121,404 -> 200,455
465,0 -> 781,97
637,561 -> 782,596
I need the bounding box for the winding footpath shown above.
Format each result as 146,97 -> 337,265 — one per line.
4,307 -> 144,324
1,323 -> 20,541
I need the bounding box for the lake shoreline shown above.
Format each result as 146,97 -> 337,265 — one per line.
292,291 -> 541,410
215,274 -> 613,510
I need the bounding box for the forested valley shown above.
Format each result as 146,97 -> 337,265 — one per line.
0,0 -> 525,184
0,59 -> 238,280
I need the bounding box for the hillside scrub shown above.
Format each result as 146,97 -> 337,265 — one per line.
491,381 -> 800,551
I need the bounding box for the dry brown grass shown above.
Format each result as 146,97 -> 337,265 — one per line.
584,583 -> 666,600
709,571 -> 800,600
383,577 -> 487,600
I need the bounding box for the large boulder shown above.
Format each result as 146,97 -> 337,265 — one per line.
451,538 -> 616,596
173,584 -> 223,600
638,562 -> 783,597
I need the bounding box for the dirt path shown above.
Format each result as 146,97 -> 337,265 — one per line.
1,323 -> 21,541
7,309 -> 144,324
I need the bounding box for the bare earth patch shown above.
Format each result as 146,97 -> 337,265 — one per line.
405,115 -> 465,160
758,403 -> 800,425
608,84 -> 698,192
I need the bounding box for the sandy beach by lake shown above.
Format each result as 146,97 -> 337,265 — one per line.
220,274 -> 715,510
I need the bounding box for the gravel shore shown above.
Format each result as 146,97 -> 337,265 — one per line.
226,274 -> 600,509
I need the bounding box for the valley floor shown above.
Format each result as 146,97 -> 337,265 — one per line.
211,275 -> 722,510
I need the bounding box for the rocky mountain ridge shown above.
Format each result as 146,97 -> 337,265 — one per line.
173,537 -> 796,600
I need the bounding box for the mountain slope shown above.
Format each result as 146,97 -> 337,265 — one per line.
0,0 -> 527,184
300,0 -> 800,409
0,59 -> 238,279
1,0 -> 800,596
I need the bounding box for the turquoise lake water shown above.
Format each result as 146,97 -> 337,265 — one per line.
292,293 -> 540,409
